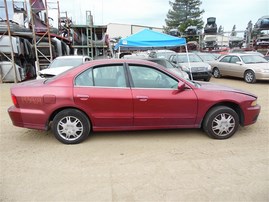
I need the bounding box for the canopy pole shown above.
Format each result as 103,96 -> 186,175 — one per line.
118,46 -> 121,58
185,45 -> 193,80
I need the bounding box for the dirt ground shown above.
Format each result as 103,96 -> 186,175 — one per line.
0,77 -> 268,202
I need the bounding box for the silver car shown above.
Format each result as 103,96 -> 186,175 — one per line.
169,53 -> 212,81
209,53 -> 269,83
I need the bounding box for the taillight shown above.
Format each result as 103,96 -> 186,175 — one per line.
11,94 -> 18,107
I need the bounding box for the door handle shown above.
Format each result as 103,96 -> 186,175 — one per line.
77,94 -> 89,100
136,96 -> 148,101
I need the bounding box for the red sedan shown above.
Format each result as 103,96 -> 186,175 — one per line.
8,59 -> 260,144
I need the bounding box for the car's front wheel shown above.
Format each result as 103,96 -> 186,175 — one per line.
203,106 -> 239,139
52,109 -> 90,144
244,70 -> 256,83
212,67 -> 221,78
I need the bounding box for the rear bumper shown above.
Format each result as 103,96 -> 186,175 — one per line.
8,106 -> 48,130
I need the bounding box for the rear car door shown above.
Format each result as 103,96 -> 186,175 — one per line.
127,64 -> 198,128
73,64 -> 133,128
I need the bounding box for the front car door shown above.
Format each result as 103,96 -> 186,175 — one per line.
127,64 -> 198,128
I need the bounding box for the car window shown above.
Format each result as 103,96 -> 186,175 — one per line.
230,56 -> 240,63
50,58 -> 83,68
75,65 -> 127,87
220,56 -> 231,63
241,55 -> 268,64
129,65 -> 178,89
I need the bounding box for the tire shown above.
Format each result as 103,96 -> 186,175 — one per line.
244,70 -> 256,83
212,67 -> 221,78
52,109 -> 90,144
204,77 -> 211,82
203,106 -> 239,139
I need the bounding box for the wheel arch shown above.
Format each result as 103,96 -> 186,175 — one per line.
47,107 -> 92,130
201,101 -> 244,127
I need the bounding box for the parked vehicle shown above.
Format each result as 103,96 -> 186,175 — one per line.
195,52 -> 216,62
145,58 -> 189,80
185,26 -> 198,35
8,59 -> 260,144
209,53 -> 269,83
36,55 -> 92,79
148,50 -> 176,60
204,17 -> 217,34
254,16 -> 269,30
169,53 -> 212,81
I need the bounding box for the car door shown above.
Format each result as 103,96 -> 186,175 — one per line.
73,64 -> 133,128
228,56 -> 244,77
127,64 -> 198,128
218,56 -> 232,75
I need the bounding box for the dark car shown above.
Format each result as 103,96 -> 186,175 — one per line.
8,59 -> 260,144
169,53 -> 212,81
145,58 -> 189,79
204,17 -> 217,34
254,16 -> 269,30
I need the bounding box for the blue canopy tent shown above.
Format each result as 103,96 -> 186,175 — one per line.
114,29 -> 186,51
114,29 -> 193,80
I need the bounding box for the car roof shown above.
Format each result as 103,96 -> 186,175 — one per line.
54,55 -> 91,59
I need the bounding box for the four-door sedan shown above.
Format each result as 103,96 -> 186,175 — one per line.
8,59 -> 260,144
209,53 -> 269,83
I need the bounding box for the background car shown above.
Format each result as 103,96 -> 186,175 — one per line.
37,55 -> 92,79
254,15 -> 269,30
8,59 -> 260,144
209,53 -> 269,83
145,58 -> 189,79
148,49 -> 176,60
195,52 -> 217,62
169,53 -> 212,81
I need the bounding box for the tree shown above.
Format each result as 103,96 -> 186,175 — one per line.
164,0 -> 204,34
218,25 -> 224,34
231,25 -> 237,36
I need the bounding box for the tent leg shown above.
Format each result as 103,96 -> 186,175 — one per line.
185,45 -> 193,80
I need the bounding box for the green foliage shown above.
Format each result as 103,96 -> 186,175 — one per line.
164,0 -> 204,34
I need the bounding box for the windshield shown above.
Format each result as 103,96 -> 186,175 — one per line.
49,58 -> 84,68
177,54 -> 203,63
241,55 -> 268,64
198,54 -> 216,61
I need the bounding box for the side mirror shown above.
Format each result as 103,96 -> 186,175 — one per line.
177,82 -> 185,92
236,61 -> 243,65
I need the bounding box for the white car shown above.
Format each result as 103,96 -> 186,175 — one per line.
37,55 -> 92,79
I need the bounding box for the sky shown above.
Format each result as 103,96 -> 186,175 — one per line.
57,0 -> 269,33
0,0 -> 268,34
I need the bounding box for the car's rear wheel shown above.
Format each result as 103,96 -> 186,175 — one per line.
203,106 -> 239,139
52,109 -> 90,144
212,67 -> 221,78
244,70 -> 256,83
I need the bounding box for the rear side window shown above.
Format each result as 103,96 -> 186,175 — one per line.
75,65 -> 127,87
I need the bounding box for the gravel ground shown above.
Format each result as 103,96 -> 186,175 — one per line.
0,77 -> 268,201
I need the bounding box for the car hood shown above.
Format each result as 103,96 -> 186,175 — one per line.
39,66 -> 73,76
197,81 -> 257,98
181,62 -> 209,67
